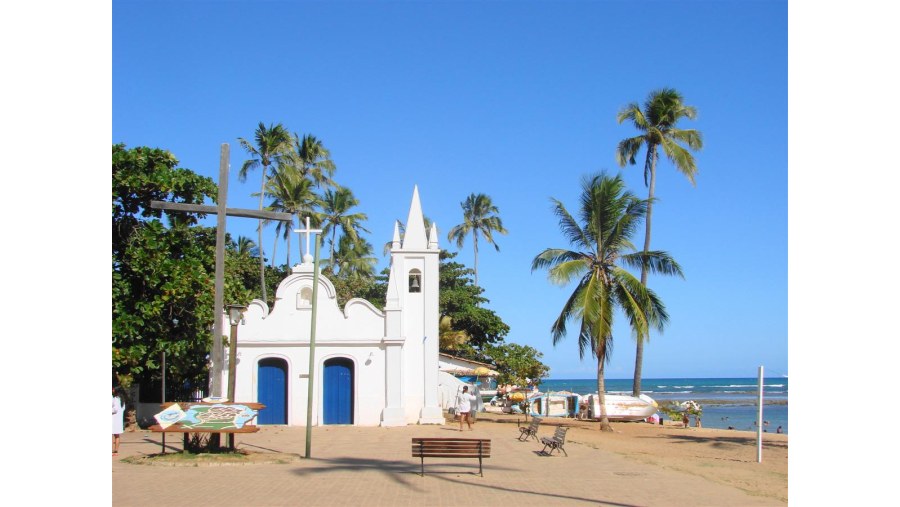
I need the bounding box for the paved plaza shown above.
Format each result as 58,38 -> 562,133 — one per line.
112,418 -> 783,506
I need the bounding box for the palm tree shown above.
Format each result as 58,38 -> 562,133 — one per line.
238,122 -> 292,302
235,236 -> 259,257
616,88 -> 702,396
262,166 -> 322,268
320,186 -> 369,271
329,234 -> 377,279
532,172 -> 682,431
447,193 -> 507,287
286,133 -> 336,188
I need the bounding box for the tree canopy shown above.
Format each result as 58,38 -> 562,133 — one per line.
112,144 -> 268,398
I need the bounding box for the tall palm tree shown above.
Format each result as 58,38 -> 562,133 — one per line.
285,133 -> 336,188
329,234 -> 377,279
616,88 -> 702,396
447,193 -> 507,287
238,122 -> 292,302
532,172 -> 682,431
320,186 -> 369,271
262,166 -> 322,268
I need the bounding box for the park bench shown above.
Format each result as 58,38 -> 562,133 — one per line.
411,437 -> 491,477
149,401 -> 264,453
539,426 -> 569,457
517,417 -> 542,441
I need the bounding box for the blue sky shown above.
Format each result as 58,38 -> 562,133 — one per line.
111,0 -> 787,379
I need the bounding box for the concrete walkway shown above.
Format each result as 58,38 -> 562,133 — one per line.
112,419 -> 783,506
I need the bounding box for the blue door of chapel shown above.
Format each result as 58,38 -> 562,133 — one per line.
257,358 -> 287,424
323,358 -> 354,424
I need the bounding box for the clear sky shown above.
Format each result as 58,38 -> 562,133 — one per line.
111,0 -> 787,380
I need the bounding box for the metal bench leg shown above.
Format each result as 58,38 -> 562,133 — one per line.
479,441 -> 484,477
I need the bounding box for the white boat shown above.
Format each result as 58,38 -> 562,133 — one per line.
584,393 -> 658,422
527,393 -> 580,418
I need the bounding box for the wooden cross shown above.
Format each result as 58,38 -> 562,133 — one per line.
294,216 -> 322,264
150,144 -> 292,397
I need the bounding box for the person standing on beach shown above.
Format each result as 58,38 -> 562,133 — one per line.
456,386 -> 476,431
112,387 -> 124,456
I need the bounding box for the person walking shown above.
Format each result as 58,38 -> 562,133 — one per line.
112,387 -> 124,456
456,386 -> 476,431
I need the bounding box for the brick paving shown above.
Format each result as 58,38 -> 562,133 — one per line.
112,419 -> 784,506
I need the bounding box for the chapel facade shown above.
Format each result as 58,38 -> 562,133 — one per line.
223,186 -> 444,426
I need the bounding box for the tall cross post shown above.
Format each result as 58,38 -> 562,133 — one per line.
150,144 -> 292,398
295,217 -> 322,458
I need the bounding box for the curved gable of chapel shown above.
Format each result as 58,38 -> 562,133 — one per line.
238,269 -> 386,343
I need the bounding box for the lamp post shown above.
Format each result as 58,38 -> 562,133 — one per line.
226,304 -> 247,450
226,304 -> 248,402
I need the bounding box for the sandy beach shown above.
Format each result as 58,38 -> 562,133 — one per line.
112,412 -> 786,506
489,413 -> 789,502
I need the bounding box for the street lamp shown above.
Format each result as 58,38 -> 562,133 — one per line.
226,304 -> 247,402
225,304 -> 247,451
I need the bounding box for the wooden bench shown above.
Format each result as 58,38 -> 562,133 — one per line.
518,417 -> 542,441
540,426 -> 569,457
149,401 -> 264,453
411,438 -> 491,477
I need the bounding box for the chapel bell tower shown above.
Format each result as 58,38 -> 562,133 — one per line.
381,186 -> 444,425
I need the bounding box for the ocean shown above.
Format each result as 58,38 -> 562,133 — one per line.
536,377 -> 788,434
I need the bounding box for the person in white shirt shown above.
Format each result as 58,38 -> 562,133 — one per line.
456,386 -> 477,431
112,387 -> 124,456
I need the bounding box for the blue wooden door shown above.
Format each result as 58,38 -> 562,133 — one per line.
323,358 -> 353,424
258,358 -> 287,424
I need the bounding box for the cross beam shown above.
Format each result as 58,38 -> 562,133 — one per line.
149,144 -> 292,397
150,201 -> 292,222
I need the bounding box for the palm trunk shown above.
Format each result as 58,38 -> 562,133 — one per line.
597,353 -> 612,432
271,232 -> 278,268
331,228 -> 337,271
286,226 -> 291,268
258,168 -> 268,303
473,232 -> 479,287
633,146 -> 658,397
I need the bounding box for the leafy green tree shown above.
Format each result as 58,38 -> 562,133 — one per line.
320,186 -> 369,269
238,122 -> 292,303
483,343 -> 550,386
439,251 -> 509,349
616,88 -> 702,396
112,144 -> 261,396
532,172 -> 682,430
447,193 -> 508,287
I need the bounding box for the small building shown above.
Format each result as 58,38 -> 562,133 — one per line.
223,186 -> 444,426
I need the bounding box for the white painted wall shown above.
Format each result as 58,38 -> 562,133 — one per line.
223,186 -> 443,427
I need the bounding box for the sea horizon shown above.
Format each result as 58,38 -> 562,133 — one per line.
534,376 -> 788,434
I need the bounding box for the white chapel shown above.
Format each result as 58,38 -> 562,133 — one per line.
222,186 -> 445,427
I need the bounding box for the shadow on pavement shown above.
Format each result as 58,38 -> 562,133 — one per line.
290,456 -> 640,506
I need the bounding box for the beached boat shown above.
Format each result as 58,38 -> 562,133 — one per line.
527,393 -> 581,418
584,393 -> 658,421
